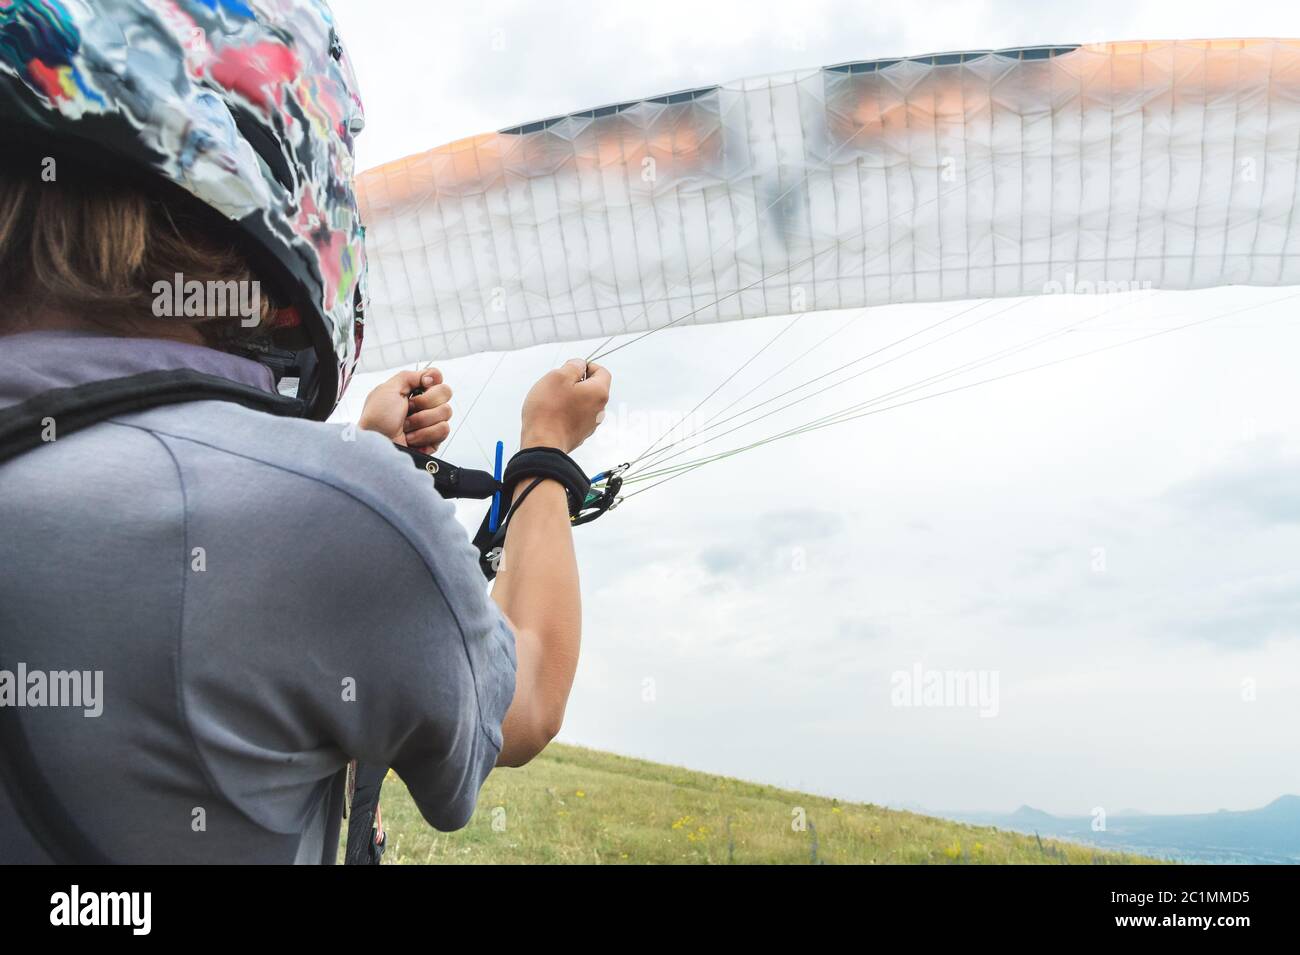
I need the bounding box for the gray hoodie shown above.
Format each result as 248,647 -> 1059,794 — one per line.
0,332 -> 515,863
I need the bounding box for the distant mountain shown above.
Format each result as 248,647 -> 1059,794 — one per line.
942,795 -> 1300,864
1009,805 -> 1056,825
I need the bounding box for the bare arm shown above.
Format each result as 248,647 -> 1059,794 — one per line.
491,360 -> 611,767
357,360 -> 610,768
490,479 -> 578,766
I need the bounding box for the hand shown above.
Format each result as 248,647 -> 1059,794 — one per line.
358,369 -> 454,454
519,359 -> 611,453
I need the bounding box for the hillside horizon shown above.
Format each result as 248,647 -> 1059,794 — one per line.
350,743 -> 1162,864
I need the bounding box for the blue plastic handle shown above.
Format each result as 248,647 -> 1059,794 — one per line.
488,440 -> 505,532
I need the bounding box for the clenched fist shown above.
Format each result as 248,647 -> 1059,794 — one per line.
358,368 -> 453,454
520,359 -> 612,453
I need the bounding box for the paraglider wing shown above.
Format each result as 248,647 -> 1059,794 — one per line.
355,40 -> 1300,372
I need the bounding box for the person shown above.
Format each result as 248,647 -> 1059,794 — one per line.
0,0 -> 610,863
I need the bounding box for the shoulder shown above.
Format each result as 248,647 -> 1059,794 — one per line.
109,400 -> 491,613
120,400 -> 425,510
118,400 -> 443,529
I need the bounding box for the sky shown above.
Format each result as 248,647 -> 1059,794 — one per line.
327,0 -> 1300,815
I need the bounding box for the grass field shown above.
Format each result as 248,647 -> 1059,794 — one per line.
341,743 -> 1158,864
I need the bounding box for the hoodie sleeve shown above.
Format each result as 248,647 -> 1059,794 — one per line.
173,424 -> 516,834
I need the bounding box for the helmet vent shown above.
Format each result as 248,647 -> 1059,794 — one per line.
229,105 -> 295,194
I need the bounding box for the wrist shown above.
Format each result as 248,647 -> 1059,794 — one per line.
357,418 -> 393,440
511,475 -> 565,504
520,429 -> 570,452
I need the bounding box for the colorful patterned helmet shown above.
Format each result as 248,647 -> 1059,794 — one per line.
0,0 -> 367,418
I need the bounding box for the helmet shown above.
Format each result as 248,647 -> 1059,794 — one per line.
0,0 -> 367,419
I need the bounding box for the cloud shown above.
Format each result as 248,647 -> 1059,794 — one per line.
1166,438 -> 1300,528
1168,573 -> 1300,648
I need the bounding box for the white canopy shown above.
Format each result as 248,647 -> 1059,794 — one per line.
356,39 -> 1300,371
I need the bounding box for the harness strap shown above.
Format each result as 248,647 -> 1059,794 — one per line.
343,760 -> 389,865
389,443 -> 500,500
0,368 -> 307,464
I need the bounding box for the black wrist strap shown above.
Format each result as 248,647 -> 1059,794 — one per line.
468,448 -> 592,581
501,446 -> 591,518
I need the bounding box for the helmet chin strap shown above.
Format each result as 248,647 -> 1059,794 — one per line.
224,338 -> 323,405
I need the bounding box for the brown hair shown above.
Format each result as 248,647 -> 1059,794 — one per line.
0,152 -> 273,344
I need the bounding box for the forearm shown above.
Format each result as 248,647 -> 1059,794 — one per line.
491,477 -> 581,766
